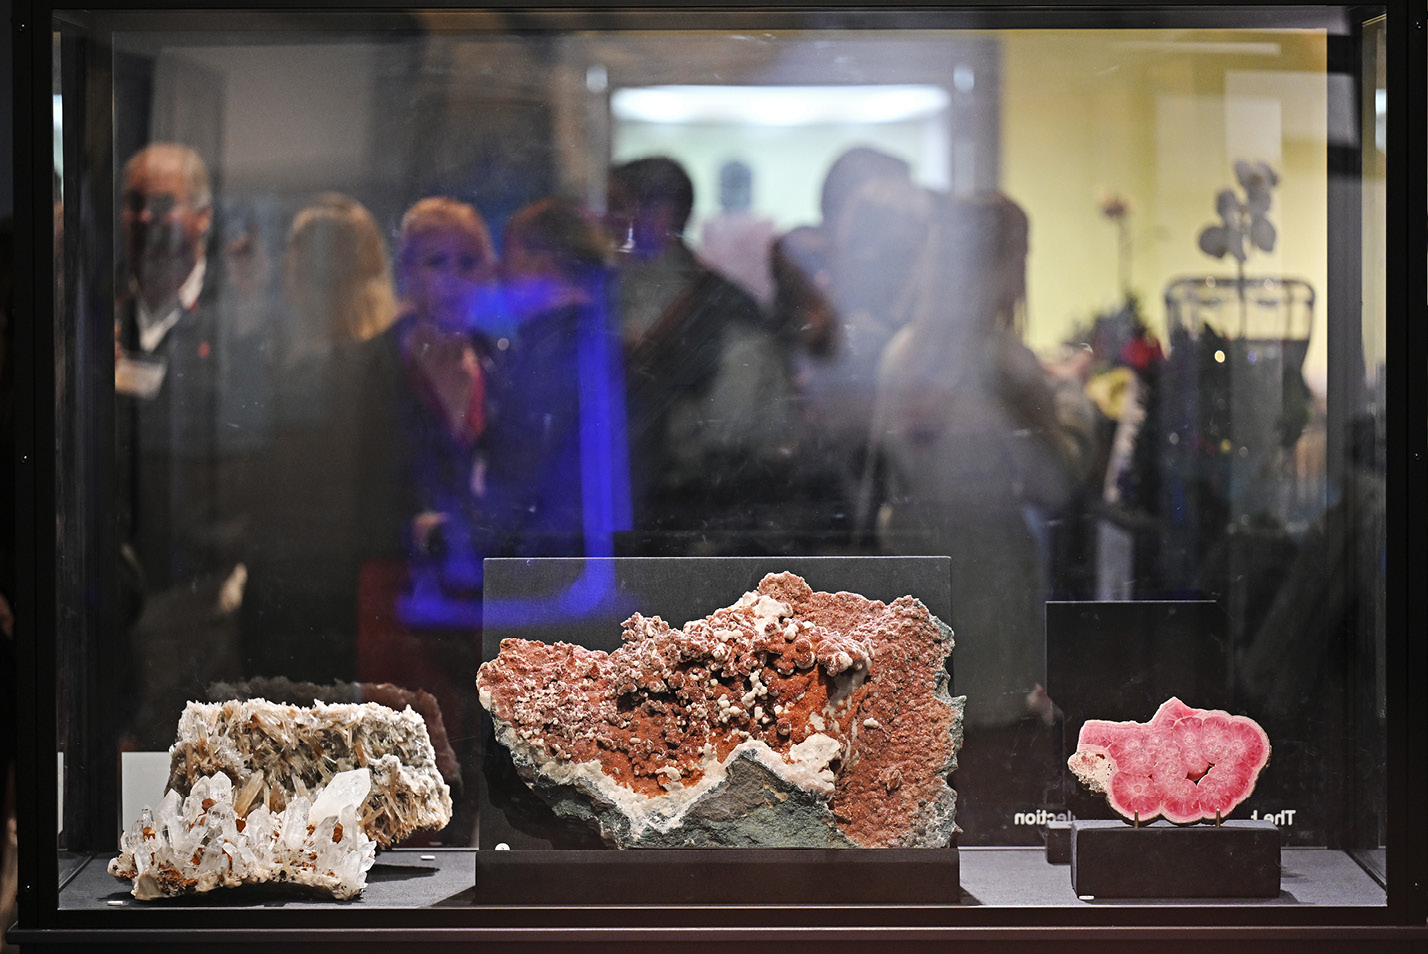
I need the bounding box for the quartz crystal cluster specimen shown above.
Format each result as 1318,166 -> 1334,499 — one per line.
109,769 -> 377,900
477,571 -> 964,847
166,698 -> 453,847
1068,697 -> 1271,824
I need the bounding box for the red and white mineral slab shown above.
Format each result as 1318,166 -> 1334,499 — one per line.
1068,697 -> 1271,825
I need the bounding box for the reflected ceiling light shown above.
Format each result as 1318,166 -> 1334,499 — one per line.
1375,88 -> 1386,152
611,84 -> 951,126
53,94 -> 64,186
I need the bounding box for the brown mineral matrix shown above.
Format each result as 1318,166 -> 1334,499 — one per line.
206,677 -> 461,786
477,571 -> 962,847
165,699 -> 453,847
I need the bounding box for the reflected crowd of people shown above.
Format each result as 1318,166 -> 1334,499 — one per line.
109,139 -> 1108,838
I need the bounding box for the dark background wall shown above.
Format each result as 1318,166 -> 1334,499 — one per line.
2,0 -> 13,219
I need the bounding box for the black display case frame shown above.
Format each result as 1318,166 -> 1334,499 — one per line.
9,0 -> 1427,949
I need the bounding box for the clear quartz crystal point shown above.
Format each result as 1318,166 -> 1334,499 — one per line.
308,768 -> 372,826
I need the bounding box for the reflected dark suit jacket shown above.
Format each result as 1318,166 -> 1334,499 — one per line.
116,282 -> 229,593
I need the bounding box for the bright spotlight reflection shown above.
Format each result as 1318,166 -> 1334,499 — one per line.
611,84 -> 952,126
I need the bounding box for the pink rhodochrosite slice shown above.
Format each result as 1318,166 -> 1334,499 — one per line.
1068,697 -> 1270,824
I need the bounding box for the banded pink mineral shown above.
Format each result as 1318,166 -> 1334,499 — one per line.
1068,697 -> 1270,824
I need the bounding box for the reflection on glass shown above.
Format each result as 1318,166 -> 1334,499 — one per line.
47,14 -> 1387,887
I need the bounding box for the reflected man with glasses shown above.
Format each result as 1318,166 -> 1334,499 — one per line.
115,142 -> 246,747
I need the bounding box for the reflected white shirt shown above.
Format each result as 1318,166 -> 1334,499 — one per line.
135,258 -> 206,353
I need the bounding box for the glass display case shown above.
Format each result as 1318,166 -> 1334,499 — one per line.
8,0 -> 1425,948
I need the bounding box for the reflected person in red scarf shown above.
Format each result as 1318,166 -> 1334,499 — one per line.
389,197 -> 502,592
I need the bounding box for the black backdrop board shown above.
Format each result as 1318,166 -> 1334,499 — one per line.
1045,600 -> 1230,823
477,556 -> 952,851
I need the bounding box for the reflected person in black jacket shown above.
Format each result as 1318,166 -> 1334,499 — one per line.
607,156 -> 797,534
241,193 -> 401,682
115,142 -> 248,746
115,143 -> 226,592
480,197 -> 630,558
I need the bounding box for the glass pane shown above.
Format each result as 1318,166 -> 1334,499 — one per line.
48,4 -> 1391,911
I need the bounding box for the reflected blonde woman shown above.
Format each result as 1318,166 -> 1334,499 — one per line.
284,192 -> 399,345
396,196 -> 497,333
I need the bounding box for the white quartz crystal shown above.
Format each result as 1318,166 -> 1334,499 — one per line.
166,699 -> 452,847
307,768 -> 372,826
108,771 -> 377,900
